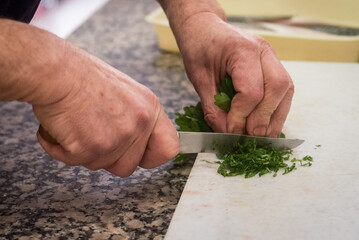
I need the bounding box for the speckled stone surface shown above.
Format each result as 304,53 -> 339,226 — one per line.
0,0 -> 199,239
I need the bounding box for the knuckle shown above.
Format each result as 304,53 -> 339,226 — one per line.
134,90 -> 158,130
268,116 -> 287,137
288,81 -> 295,95
254,34 -> 269,48
256,107 -> 275,118
260,40 -> 276,56
65,141 -> 81,155
161,150 -> 179,164
203,107 -> 227,132
235,87 -> 263,105
117,109 -> 154,144
272,75 -> 291,93
63,134 -> 113,160
166,145 -> 180,160
249,90 -> 263,104
160,140 -> 180,161
204,112 -> 218,126
135,107 -> 153,129
276,114 -> 287,125
118,122 -> 136,142
260,39 -> 272,48
63,142 -> 89,164
87,137 -> 114,156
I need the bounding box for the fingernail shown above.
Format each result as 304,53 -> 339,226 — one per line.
253,127 -> 267,136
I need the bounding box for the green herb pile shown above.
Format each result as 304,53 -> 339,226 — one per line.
174,76 -> 312,177
216,139 -> 312,178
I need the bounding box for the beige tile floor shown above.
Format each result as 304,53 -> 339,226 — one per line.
31,0 -> 109,38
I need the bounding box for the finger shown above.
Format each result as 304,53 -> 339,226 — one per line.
37,127 -> 96,167
266,74 -> 294,138
105,108 -> 179,176
226,60 -> 264,134
37,130 -> 75,164
38,125 -> 59,144
104,136 -> 147,177
191,69 -> 227,132
139,109 -> 179,169
246,48 -> 291,137
202,99 -> 227,133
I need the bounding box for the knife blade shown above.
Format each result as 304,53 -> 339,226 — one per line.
178,131 -> 304,153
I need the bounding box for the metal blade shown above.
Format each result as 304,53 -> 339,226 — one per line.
178,131 -> 304,153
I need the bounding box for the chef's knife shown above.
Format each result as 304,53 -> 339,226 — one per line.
39,125 -> 304,153
178,131 -> 304,153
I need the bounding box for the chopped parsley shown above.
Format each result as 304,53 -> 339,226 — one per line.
215,139 -> 312,178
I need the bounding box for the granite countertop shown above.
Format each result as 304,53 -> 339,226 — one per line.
0,0 -> 199,239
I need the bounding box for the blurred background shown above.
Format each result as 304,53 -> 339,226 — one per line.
31,0 -> 359,62
146,0 -> 359,62
31,0 -> 109,38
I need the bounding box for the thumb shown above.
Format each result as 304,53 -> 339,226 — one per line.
139,109 -> 180,169
202,100 -> 227,133
186,68 -> 227,133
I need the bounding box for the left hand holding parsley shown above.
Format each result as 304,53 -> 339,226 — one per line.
159,0 -> 294,138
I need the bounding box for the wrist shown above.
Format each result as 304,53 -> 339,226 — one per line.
157,0 -> 226,58
158,0 -> 226,32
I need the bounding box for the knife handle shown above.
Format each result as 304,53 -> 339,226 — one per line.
38,125 -> 59,144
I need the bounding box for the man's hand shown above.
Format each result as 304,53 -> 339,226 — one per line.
34,44 -> 179,177
158,0 -> 294,138
0,19 -> 179,177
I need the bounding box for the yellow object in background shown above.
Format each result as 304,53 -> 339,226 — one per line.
217,0 -> 359,28
146,0 -> 359,62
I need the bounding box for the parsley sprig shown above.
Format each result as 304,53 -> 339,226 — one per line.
174,76 -> 234,133
214,76 -> 235,112
175,102 -> 212,132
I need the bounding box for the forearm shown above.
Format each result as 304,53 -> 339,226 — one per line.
0,19 -> 70,105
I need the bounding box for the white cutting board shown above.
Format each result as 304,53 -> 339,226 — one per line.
165,61 -> 359,240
